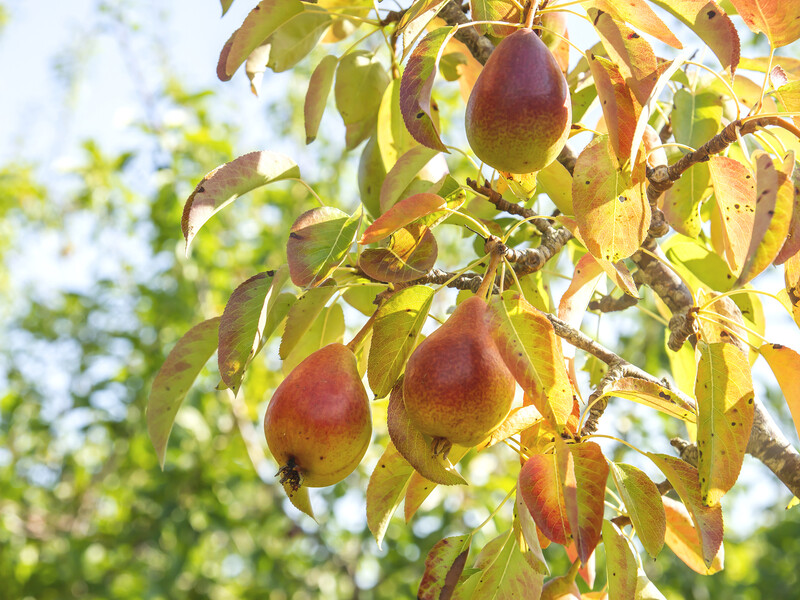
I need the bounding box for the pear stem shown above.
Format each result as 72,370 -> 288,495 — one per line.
566,557 -> 581,579
475,236 -> 509,299
524,0 -> 539,29
346,309 -> 379,354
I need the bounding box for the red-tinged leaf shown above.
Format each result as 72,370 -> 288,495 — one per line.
563,441 -> 608,563
470,0 -> 520,37
486,292 -> 573,428
603,378 -> 697,422
774,169 -> 800,264
218,271 -> 280,393
672,88 -> 724,150
519,452 -> 571,545
223,0 -> 304,77
708,156 -> 757,274
737,151 -> 795,285
367,285 -> 434,398
278,281 -> 336,360
785,252 -> 800,327
263,7 -> 332,74
404,445 -> 470,522
287,206 -> 361,288
697,294 -> 749,350
516,478 -> 548,571
359,226 -> 438,283
400,27 -> 450,152
418,535 -> 472,600
182,151 -> 300,251
387,380 -> 467,485
564,541 -> 596,587
573,136 -> 650,262
335,50 -> 390,150
148,317 -> 221,469
649,0 -> 739,75
477,405 -> 543,450
360,193 -> 445,245
662,496 -> 724,574
587,53 -> 640,167
582,0 -> 682,48
609,462 -> 666,559
304,55 -> 337,144
217,32 -> 235,81
728,0 -> 800,47
366,442 -> 415,548
380,145 -> 440,212
587,9 -> 662,106
600,258 -> 639,298
558,252 -> 605,332
471,526 -> 545,599
663,163 -> 711,237
398,0 -> 448,56
760,343 -> 800,444
602,520 -> 638,600
647,453 -> 724,566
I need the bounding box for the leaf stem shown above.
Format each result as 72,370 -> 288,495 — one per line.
472,486 -> 517,533
290,178 -> 326,207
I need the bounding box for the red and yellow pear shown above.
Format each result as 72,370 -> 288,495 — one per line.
465,27 -> 571,174
541,560 -> 582,599
402,295 -> 516,447
264,343 -> 372,489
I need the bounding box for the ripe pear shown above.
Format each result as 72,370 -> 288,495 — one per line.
465,28 -> 571,174
403,296 -> 516,447
541,561 -> 581,600
264,343 -> 372,489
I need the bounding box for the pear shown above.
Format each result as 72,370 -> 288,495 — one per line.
402,296 -> 516,447
541,561 -> 582,600
465,28 -> 571,174
264,343 -> 372,489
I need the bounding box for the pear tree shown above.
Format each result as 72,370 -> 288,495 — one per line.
149,0 -> 800,596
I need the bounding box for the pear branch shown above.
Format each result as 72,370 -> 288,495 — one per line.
439,1 -> 496,64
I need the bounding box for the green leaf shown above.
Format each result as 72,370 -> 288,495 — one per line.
358,225 -> 438,283
399,27 -> 451,152
304,55 -> 338,144
418,535 -> 472,600
220,0 -> 234,16
182,151 -> 300,250
672,88 -> 724,150
603,520 -> 638,600
281,480 -> 315,521
287,205 -> 361,287
469,0 -> 520,36
695,341 -> 755,506
281,303 -> 345,375
516,478 -> 548,572
536,159 -> 574,215
367,285 -> 434,398
223,0 -> 304,78
379,145 -> 440,213
662,163 -> 711,237
366,442 -> 415,548
600,377 -> 697,422
581,0 -> 681,48
279,281 -> 337,360
265,6 -> 332,73
404,445 -> 471,522
386,380 -> 468,485
610,462 -> 666,559
471,525 -> 545,599
148,317 -> 221,469
335,50 -> 390,150
377,78 -> 419,171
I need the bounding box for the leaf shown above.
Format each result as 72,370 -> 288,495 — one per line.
377,79 -> 419,171
558,252 -> 605,334
519,451 -> 571,545
334,50 -> 390,150
264,7 -> 332,73
366,442 -> 415,548
367,285 -> 434,398
759,343 -> 800,447
774,168 -> 800,264
573,135 -> 650,262
386,380 -> 467,486
399,27 -> 451,152
537,159 -> 574,215
304,55 -> 338,144
708,156 -> 757,274
609,462 -> 666,559
477,405 -> 543,450
563,441 -> 608,563
398,0 -> 448,55
587,52 -> 640,167
181,151 -> 300,250
244,42 -> 270,95
218,271 -> 278,393
516,478 -> 548,571
223,0 -> 304,77
647,453 -> 724,567
470,0 -> 520,36
601,378 -> 697,422
405,445 -> 472,522
634,569 -> 667,600
286,205 -> 361,287
220,0 -> 234,16
728,0 -> 800,47
662,496 -> 724,574
281,303 -> 345,375
774,81 -> 800,129
360,193 -> 445,245
602,520 -> 638,600
486,291 -> 573,428
470,526 -> 545,600
649,0 -> 739,75
582,0 -> 682,48
380,145 -> 440,213
358,225 -> 438,283
695,341 -> 755,506
662,163 -> 711,237
278,281 -> 336,360
736,151 -> 795,285
418,535 -> 472,600
672,88 -> 724,150
697,294 -> 749,351
281,480 -> 315,520
148,317 -> 221,469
